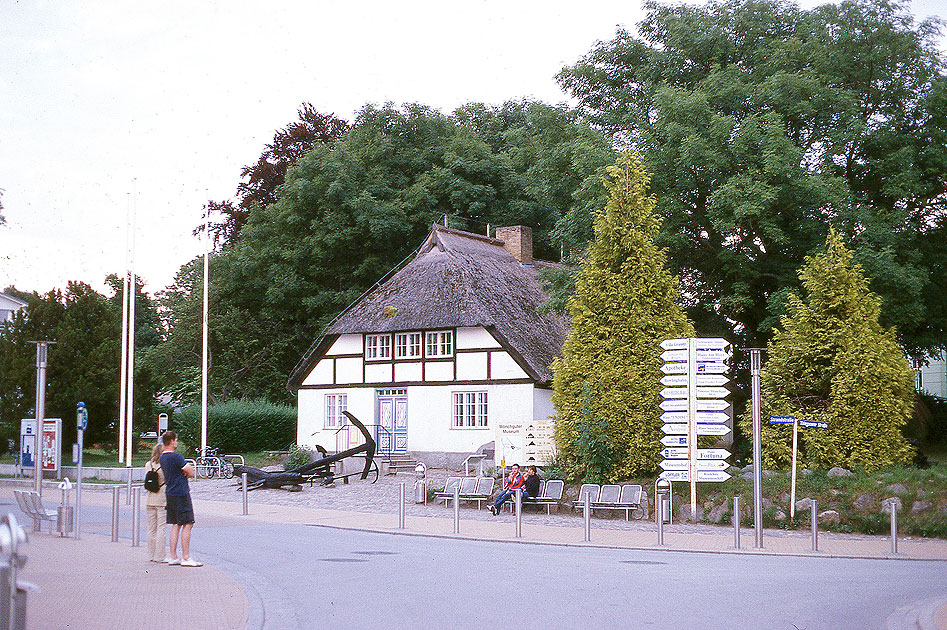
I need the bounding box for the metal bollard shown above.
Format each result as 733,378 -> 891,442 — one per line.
241,473 -> 248,516
732,497 -> 741,549
111,486 -> 120,542
583,496 -> 591,542
126,467 -> 133,505
890,502 -> 898,554
657,499 -> 666,545
452,487 -> 460,534
131,488 -> 141,547
810,499 -> 819,552
1,514 -> 31,630
398,483 -> 406,529
514,489 -> 522,538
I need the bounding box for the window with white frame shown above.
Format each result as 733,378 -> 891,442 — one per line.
452,391 -> 488,428
395,332 -> 422,359
325,394 -> 348,428
426,330 -> 453,358
365,334 -> 391,360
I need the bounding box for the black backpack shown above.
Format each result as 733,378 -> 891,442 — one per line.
144,468 -> 161,492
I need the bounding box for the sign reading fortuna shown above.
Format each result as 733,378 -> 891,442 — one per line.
658,338 -> 733,520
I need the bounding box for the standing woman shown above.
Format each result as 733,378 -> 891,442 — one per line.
145,442 -> 167,562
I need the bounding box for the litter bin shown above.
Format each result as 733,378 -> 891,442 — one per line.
655,477 -> 672,525
57,478 -> 74,537
414,462 -> 427,504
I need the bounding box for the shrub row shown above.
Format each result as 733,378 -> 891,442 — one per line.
172,398 -> 295,453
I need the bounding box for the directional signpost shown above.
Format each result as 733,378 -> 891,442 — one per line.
658,338 -> 732,520
768,415 -> 829,517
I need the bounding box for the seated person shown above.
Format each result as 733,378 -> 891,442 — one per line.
523,465 -> 541,501
489,464 -> 525,515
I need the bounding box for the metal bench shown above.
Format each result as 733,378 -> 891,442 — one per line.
591,484 -> 646,519
14,491 -> 56,533
434,477 -> 462,505
507,479 -> 564,514
572,483 -> 601,511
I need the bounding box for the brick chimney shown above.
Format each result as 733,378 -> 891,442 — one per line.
495,225 -> 533,265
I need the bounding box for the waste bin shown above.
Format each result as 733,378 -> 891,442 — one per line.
57,478 -> 74,536
414,462 -> 427,504
655,477 -> 672,525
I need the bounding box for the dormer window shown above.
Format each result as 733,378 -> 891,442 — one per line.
365,334 -> 391,360
426,330 -> 453,358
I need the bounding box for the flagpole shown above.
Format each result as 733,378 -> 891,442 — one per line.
201,206 -> 210,456
126,180 -> 137,467
118,194 -> 130,463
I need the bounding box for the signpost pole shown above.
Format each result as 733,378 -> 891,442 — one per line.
790,417 -> 798,520
76,403 -> 87,540
686,338 -> 697,521
750,348 -> 764,549
29,341 -> 52,498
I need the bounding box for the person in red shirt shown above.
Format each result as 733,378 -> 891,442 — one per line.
490,464 -> 525,515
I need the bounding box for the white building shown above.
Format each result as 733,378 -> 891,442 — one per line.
914,351 -> 947,399
288,225 -> 568,469
0,292 -> 27,327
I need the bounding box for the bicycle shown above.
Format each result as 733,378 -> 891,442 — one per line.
194,446 -> 236,479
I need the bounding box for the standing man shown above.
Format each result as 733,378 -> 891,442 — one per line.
159,431 -> 202,567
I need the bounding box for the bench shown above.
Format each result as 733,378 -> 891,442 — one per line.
593,484 -> 646,520
506,479 -> 564,514
14,490 -> 57,533
572,483 -> 601,511
439,477 -> 495,509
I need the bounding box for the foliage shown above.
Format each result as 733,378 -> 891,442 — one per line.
282,444 -> 313,470
557,0 -> 947,356
171,398 -> 296,453
0,280 -> 159,449
920,393 -> 947,445
552,154 -> 693,481
738,229 -> 915,471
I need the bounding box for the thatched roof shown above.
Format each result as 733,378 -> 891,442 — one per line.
288,224 -> 569,387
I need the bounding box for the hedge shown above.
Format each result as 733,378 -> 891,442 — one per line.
172,398 -> 295,453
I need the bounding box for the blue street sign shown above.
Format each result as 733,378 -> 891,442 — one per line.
769,415 -> 795,424
76,401 -> 88,431
799,419 -> 829,429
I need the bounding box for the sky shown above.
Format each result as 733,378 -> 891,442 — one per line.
1,0 -> 944,298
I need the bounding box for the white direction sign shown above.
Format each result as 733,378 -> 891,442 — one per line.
659,459 -> 729,471
661,423 -> 688,435
660,374 -> 729,387
660,362 -> 729,375
661,411 -> 729,423
660,399 -> 730,412
660,435 -> 688,447
660,338 -> 730,351
695,423 -> 731,436
659,470 -> 732,483
697,448 -> 731,460
661,387 -> 688,399
660,338 -> 689,351
694,386 -> 730,399
660,447 -> 689,459
661,348 -> 731,363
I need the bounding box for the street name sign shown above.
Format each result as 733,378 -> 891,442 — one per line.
799,419 -> 829,429
769,416 -> 795,424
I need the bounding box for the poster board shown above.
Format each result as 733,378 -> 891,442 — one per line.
20,418 -> 61,472
495,418 -> 557,467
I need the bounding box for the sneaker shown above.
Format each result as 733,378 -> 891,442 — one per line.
181,558 -> 203,567
164,557 -> 181,565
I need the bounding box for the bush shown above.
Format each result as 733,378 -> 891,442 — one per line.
282,444 -> 312,470
920,393 -> 947,445
172,398 -> 295,453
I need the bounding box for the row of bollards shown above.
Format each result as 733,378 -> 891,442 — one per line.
390,490 -> 901,554
1,513 -> 32,630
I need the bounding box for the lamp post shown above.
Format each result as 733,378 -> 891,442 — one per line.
28,341 -> 54,496
749,348 -> 764,549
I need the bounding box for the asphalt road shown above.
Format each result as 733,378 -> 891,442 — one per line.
183,522 -> 946,630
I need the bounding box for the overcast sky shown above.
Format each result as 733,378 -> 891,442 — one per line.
1,1 -> 944,297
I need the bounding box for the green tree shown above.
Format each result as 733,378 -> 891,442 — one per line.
552,154 -> 693,481
557,0 -> 947,355
739,229 -> 915,471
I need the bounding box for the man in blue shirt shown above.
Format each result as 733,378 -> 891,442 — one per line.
159,431 -> 202,567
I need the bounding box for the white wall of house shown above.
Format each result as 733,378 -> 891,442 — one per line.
296,326 -> 546,467
917,351 -> 946,399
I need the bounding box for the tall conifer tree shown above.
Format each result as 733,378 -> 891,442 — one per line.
552,154 -> 692,481
742,229 -> 914,471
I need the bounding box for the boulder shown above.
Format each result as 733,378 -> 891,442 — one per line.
706,503 -> 728,524
761,497 -> 773,510
762,469 -> 778,478
885,483 -> 909,495
852,494 -> 878,511
795,497 -> 814,511
779,493 -> 791,503
799,468 -> 812,476
882,497 -> 903,514
911,500 -> 933,515
827,467 -> 853,477
818,510 -> 840,526
741,472 -> 754,481
679,503 -> 704,522
774,509 -> 787,522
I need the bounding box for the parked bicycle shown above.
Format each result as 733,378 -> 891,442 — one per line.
193,447 -> 236,479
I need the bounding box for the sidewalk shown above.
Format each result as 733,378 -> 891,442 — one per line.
4,484 -> 946,629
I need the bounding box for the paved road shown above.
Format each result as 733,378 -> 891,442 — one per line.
183,522 -> 946,630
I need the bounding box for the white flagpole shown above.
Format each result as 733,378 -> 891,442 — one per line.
126,181 -> 137,467
201,206 -> 210,456
118,194 -> 130,463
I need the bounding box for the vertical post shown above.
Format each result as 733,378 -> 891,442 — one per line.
241,473 -> 248,516
111,486 -> 120,542
810,498 -> 818,552
76,425 -> 83,539
398,482 -> 406,529
732,496 -> 741,549
890,502 -> 898,554
31,341 -> 50,497
126,467 -> 133,505
131,488 -> 141,547
452,487 -> 460,534
686,338 -> 697,521
657,498 -> 665,546
790,418 -> 798,519
200,205 -> 210,456
750,348 -> 764,549
583,496 -> 591,542
514,488 -> 522,538
126,183 -> 137,468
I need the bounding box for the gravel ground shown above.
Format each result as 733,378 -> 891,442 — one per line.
183,467 -> 893,541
